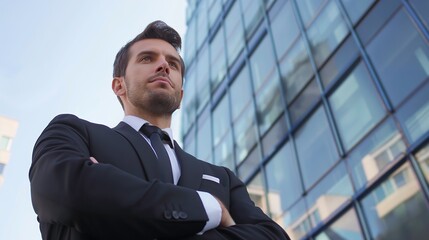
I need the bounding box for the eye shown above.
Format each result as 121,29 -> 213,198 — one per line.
168,61 -> 178,69
140,56 -> 151,62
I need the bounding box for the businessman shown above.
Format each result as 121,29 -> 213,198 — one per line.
30,20 -> 290,240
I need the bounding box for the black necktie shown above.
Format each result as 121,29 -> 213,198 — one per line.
140,124 -> 174,183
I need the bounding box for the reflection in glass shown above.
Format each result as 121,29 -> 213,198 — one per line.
329,62 -> 385,150
340,0 -> 374,24
225,1 -> 245,65
238,145 -> 261,181
247,172 -> 268,213
214,131 -> 234,170
295,107 -> 339,189
409,0 -> 429,30
315,208 -> 364,240
271,0 -> 299,58
230,65 -> 252,121
347,118 -> 406,191
195,2 -> 208,50
283,199 -> 311,240
184,18 -> 196,64
234,106 -> 258,164
306,162 -> 353,228
307,0 -> 348,67
208,0 -> 221,28
296,0 -> 327,27
266,142 -> 303,217
289,79 -> 320,125
182,64 -> 197,133
262,115 -> 287,157
366,9 -> 429,107
396,82 -> 429,144
196,46 -> 210,113
250,36 -> 277,91
361,162 -> 429,240
415,144 -> 429,184
210,26 -> 227,92
279,39 -> 314,103
196,115 -> 212,163
240,0 -> 264,37
212,95 -> 230,146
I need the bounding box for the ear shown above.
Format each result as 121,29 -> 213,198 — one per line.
177,88 -> 184,109
112,77 -> 126,97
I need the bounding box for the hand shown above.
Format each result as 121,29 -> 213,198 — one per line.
215,198 -> 236,227
89,157 -> 99,163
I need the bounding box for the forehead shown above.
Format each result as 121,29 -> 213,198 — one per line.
129,39 -> 180,59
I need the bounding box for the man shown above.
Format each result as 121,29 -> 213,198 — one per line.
30,20 -> 290,240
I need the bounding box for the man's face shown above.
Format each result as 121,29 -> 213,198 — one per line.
121,39 -> 184,115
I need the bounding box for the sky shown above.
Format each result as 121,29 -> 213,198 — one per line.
0,0 -> 188,239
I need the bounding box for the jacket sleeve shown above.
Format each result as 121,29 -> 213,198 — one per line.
174,168 -> 291,240
29,114 -> 207,239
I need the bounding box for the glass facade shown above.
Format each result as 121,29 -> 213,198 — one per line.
182,0 -> 429,239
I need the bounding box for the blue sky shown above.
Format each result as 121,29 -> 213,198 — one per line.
0,1 -> 187,239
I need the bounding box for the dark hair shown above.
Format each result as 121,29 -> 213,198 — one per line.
113,20 -> 186,78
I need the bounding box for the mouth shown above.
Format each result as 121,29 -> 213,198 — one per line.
149,74 -> 173,87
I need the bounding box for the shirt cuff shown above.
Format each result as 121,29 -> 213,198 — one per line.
197,191 -> 221,234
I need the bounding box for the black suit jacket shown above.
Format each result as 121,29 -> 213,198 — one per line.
29,114 -> 289,240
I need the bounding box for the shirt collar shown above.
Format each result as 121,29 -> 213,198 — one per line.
122,115 -> 175,148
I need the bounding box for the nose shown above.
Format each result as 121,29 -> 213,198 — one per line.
156,58 -> 170,75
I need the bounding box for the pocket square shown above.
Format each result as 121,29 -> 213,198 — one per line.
202,174 -> 220,184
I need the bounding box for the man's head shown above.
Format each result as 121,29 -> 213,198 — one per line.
112,21 -> 185,118
113,20 -> 185,79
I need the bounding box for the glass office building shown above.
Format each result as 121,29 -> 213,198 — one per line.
181,0 -> 429,239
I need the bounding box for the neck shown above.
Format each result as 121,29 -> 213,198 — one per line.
125,108 -> 172,129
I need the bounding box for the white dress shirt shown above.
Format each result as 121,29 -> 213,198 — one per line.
122,115 -> 221,233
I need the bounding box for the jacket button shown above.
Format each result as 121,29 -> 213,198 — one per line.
172,210 -> 180,219
164,211 -> 172,220
179,211 -> 188,219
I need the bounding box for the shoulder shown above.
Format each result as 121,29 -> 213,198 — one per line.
48,114 -> 109,129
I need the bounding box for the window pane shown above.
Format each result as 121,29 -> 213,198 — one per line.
196,115 -> 212,162
289,79 -> 320,125
183,127 -> 196,156
184,18 -> 196,65
210,26 -> 227,92
214,132 -> 234,170
329,62 -> 386,150
366,9 -> 429,107
283,199 -> 311,239
307,0 -> 349,67
182,66 -> 197,133
361,162 -> 429,240
415,144 -> 429,184
320,36 -> 359,88
296,0 -> 327,27
262,115 -> 287,157
196,2 -> 208,50
196,46 -> 210,113
295,107 -> 339,189
409,0 -> 429,30
255,74 -> 284,135
315,208 -> 364,240
340,0 -> 374,24
347,118 -> 407,191
247,172 -> 268,213
306,162 -> 353,226
234,106 -> 258,164
225,1 -> 245,65
396,81 -> 429,143
230,65 -> 252,121
250,36 -> 277,91
208,0 -> 222,28
271,0 -> 299,58
212,95 -> 230,146
266,142 -> 303,215
279,39 -> 314,103
238,145 -> 261,181
240,0 -> 264,37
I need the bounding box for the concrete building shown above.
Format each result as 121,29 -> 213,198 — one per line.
181,0 -> 429,239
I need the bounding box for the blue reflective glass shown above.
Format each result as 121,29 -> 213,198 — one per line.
296,0 -> 327,27
315,208 -> 364,240
225,1 -> 245,65
396,81 -> 429,144
196,46 -> 210,113
230,65 -> 252,121
212,95 -> 230,146
271,0 -> 299,58
329,62 -> 386,150
410,0 -> 429,30
234,106 -> 258,164
295,107 -> 339,189
196,115 -> 212,162
210,26 -> 227,92
366,9 -> 429,107
340,0 -> 374,24
361,162 -> 429,240
266,142 -> 303,214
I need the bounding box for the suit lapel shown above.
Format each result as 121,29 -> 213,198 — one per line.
174,142 -> 203,190
113,121 -> 160,181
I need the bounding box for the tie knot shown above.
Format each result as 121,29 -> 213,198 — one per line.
140,124 -> 173,148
